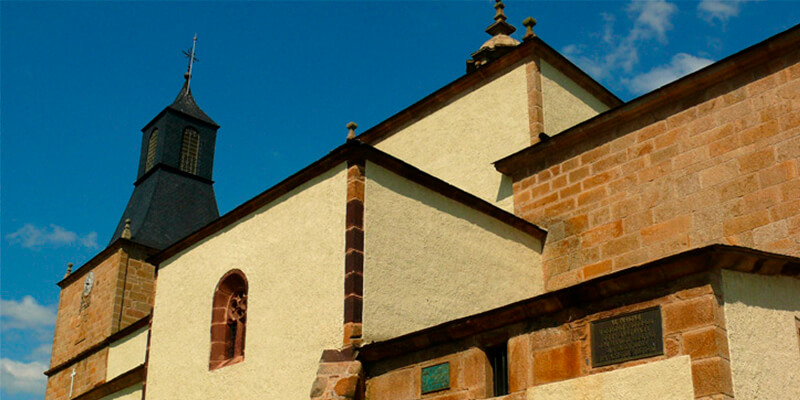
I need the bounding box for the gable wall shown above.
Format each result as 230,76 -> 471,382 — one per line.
513,48 -> 800,291
362,162 -> 543,342
145,165 -> 348,399
374,62 -> 530,212
540,59 -> 611,136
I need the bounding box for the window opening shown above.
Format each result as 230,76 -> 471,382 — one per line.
226,291 -> 246,359
180,127 -> 200,174
488,344 -> 509,396
145,128 -> 158,171
210,270 -> 247,370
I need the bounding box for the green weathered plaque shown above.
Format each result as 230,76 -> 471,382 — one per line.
421,362 -> 449,394
591,307 -> 663,367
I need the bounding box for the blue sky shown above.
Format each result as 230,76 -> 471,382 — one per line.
1,1 -> 798,398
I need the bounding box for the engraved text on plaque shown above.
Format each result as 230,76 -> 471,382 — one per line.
421,362 -> 450,394
591,307 -> 663,367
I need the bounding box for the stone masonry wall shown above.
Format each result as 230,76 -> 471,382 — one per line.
112,247 -> 155,332
310,349 -> 364,400
365,347 -> 493,400
358,269 -> 732,400
47,243 -> 155,400
513,48 -> 800,291
508,273 -> 732,400
45,348 -> 108,400
50,251 -> 122,368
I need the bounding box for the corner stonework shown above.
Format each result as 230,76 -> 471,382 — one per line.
310,348 -> 363,400
344,160 -> 366,346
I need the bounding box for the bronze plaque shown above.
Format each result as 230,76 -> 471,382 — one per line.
591,307 -> 663,367
421,362 -> 449,394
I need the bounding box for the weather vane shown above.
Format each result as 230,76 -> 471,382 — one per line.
182,34 -> 199,88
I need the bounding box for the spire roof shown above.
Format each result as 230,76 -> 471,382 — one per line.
165,34 -> 217,127
167,78 -> 218,127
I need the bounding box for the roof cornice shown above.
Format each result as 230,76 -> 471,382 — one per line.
357,37 -> 621,146
141,106 -> 220,132
57,239 -> 158,288
496,23 -> 800,176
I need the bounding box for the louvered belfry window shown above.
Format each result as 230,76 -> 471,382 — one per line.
180,127 -> 200,174
145,128 -> 158,171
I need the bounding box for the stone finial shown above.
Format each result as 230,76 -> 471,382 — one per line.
494,0 -> 508,22
485,0 -> 516,37
65,262 -> 73,278
523,17 -> 537,41
346,122 -> 358,141
469,0 -> 519,73
121,218 -> 132,239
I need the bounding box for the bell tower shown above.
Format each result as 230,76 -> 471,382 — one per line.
45,36 -> 220,400
110,35 -> 220,250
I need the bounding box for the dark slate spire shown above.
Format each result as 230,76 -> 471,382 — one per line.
110,37 -> 220,250
467,0 -> 521,73
168,79 -> 218,127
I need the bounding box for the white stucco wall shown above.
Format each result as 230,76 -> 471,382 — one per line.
527,356 -> 694,400
106,327 -> 147,380
540,59 -> 609,136
362,163 -> 544,342
374,64 -> 530,212
100,383 -> 142,400
145,165 -> 348,399
722,270 -> 800,399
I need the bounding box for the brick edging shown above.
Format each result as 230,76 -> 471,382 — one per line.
344,160 -> 366,345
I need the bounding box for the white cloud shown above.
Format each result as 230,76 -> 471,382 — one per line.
562,0 -> 678,82
5,223 -> 98,249
0,358 -> 48,395
623,53 -> 715,94
629,0 -> 678,42
698,0 -> 746,23
0,296 -> 57,330
29,344 -> 53,361
0,298 -> 55,397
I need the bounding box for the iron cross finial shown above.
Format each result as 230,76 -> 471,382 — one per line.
182,34 -> 199,88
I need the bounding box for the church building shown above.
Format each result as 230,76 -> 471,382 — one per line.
45,2 -> 800,399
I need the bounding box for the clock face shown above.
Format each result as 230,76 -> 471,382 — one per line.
83,272 -> 94,296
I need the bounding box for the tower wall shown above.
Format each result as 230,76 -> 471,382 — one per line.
45,242 -> 155,400
137,111 -> 218,182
